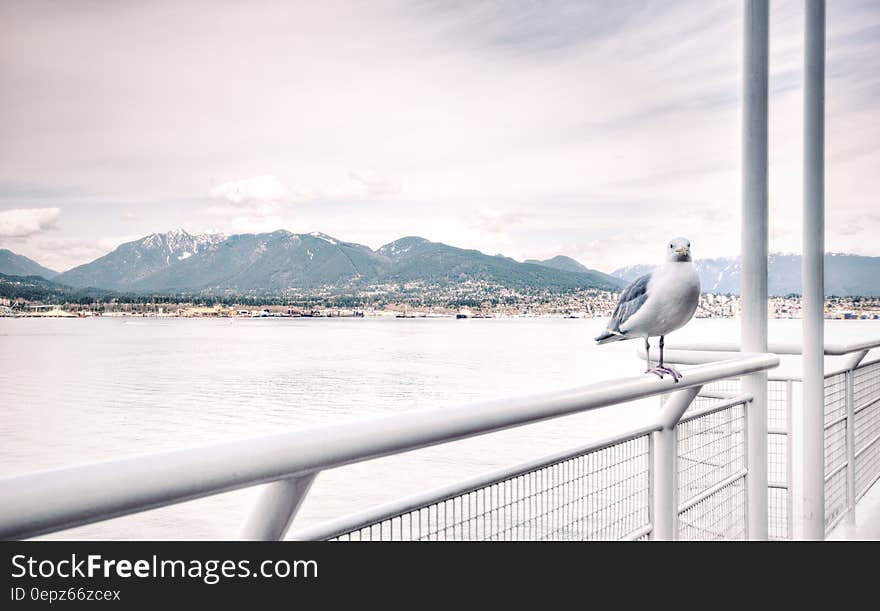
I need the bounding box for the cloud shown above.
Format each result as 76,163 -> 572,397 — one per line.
0,207 -> 60,238
346,169 -> 399,197
209,175 -> 296,207
470,208 -> 530,233
204,170 -> 400,233
315,169 -> 400,200
205,175 -> 302,233
34,235 -> 138,272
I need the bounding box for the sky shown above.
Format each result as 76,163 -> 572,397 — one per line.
0,0 -> 878,274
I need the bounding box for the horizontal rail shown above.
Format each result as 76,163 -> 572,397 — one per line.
662,338 -> 880,356
697,389 -> 742,400
824,413 -> 848,431
824,461 -> 848,483
854,433 -> 880,460
763,355 -> 880,382
678,469 -> 748,514
638,347 -> 771,365
642,343 -> 880,382
677,393 -> 753,424
822,356 -> 880,380
622,524 -> 653,541
290,423 -> 661,541
0,354 -> 779,540
857,472 -> 880,502
854,395 -> 880,416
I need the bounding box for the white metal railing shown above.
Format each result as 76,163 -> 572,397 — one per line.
292,426 -> 657,541
656,338 -> 880,539
0,354 -> 778,541
292,392 -> 756,541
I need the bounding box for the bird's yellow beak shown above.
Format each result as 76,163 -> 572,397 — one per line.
675,247 -> 688,256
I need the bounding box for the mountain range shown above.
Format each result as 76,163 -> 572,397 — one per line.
3,230 -> 879,297
54,229 -> 225,291
26,229 -> 624,295
0,273 -> 120,304
612,253 -> 880,297
0,248 -> 58,280
524,255 -> 594,275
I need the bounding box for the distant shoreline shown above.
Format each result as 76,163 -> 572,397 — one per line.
4,311 -> 880,321
3,293 -> 879,321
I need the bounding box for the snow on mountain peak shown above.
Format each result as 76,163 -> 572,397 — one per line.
138,230 -> 224,265
308,232 -> 338,245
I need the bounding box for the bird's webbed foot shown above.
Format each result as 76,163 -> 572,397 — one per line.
647,366 -> 683,383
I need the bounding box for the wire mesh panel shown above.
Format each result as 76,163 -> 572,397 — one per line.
694,377 -> 790,539
767,379 -> 791,539
825,372 -> 848,424
677,405 -> 746,502
767,432 -> 788,485
692,380 -> 742,410
768,486 -> 788,539
678,479 -> 747,541
824,372 -> 849,530
853,360 -> 880,409
676,403 -> 747,540
329,435 -> 652,541
854,361 -> 880,499
767,380 -> 789,432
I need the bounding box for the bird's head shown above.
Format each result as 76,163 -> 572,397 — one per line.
666,237 -> 692,262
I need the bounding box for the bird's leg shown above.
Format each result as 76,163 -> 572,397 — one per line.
659,335 -> 664,367
644,338 -> 651,373
647,336 -> 668,380
647,335 -> 683,382
661,336 -> 683,381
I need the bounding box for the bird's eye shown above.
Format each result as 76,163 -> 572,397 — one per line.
669,243 -> 673,248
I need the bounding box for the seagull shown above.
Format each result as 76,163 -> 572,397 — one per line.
595,237 -> 700,382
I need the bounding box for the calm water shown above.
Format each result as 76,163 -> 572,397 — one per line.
2,316 -> 877,540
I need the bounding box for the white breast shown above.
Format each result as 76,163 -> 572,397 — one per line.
620,262 -> 700,337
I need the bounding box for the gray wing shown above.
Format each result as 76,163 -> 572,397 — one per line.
608,273 -> 651,333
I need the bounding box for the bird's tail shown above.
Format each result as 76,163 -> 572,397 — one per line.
595,329 -> 626,345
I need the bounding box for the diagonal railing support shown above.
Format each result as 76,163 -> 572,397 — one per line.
843,350 -> 869,372
240,472 -> 317,541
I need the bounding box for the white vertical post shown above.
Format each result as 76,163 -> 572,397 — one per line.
240,473 -> 317,541
651,426 -> 677,540
802,0 -> 826,540
790,380 -> 805,537
844,352 -> 866,527
742,0 -> 769,541
845,370 -> 856,524
786,379 -> 794,537
651,386 -> 701,540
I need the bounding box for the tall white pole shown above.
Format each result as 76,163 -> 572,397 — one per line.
802,0 -> 826,540
742,0 -> 769,540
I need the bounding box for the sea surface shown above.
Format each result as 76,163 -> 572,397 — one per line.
1,316 -> 877,540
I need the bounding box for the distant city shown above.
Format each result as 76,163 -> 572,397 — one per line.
3,288 -> 878,321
